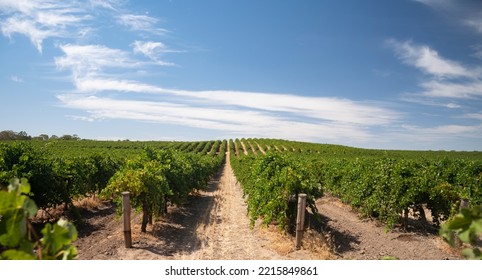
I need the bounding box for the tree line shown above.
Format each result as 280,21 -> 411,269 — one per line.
0,130 -> 80,141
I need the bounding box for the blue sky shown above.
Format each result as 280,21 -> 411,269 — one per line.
1,0 -> 482,150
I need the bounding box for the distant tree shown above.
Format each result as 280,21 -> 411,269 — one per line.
18,131 -> 30,140
0,130 -> 31,140
0,130 -> 16,140
32,134 -> 49,141
59,134 -> 80,141
50,135 -> 59,140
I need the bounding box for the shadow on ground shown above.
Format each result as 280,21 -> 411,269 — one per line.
128,169 -> 222,257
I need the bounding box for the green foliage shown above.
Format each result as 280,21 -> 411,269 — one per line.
305,156 -> 482,228
232,152 -> 322,231
0,142 -> 66,208
233,138 -> 482,231
39,218 -> 78,260
0,178 -> 77,260
0,143 -> 124,209
440,205 -> 482,260
101,146 -> 225,232
102,157 -> 169,218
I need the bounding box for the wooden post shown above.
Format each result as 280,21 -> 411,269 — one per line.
295,193 -> 307,250
122,192 -> 132,248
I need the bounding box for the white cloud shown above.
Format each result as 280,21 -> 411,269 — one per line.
55,44 -> 142,79
131,40 -> 176,66
389,38 -> 482,120
116,14 -> 168,34
446,103 -> 461,109
414,0 -> 482,35
418,80 -> 482,99
67,115 -> 95,122
1,16 -> 52,52
0,0 -> 44,14
412,0 -> 453,8
10,75 -> 24,83
57,94 -> 378,142
387,39 -> 475,79
385,123 -> 482,149
175,90 -> 399,126
401,124 -> 482,138
0,0 -> 91,52
89,0 -> 118,10
64,75 -> 400,126
465,18 -> 482,34
462,112 -> 482,120
74,77 -> 161,93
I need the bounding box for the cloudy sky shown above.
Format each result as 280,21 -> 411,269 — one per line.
1,0 -> 481,150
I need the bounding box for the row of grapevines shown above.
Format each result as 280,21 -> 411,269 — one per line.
101,142 -> 226,232
0,140 -> 226,216
230,140 -> 322,232
0,142 -> 121,209
232,138 -> 482,230
311,157 -> 482,228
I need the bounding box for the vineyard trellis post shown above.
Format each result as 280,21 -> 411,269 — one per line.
460,198 -> 469,210
122,191 -> 132,248
295,193 -> 307,250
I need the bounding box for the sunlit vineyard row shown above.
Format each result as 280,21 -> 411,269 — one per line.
230,138 -> 482,229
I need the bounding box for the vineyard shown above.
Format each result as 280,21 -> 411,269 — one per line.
230,138 -> 482,229
1,138 -> 481,259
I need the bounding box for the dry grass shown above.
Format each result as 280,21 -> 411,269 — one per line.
32,195 -> 108,223
73,195 -> 106,211
256,223 -> 335,260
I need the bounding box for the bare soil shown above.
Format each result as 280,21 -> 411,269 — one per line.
315,196 -> 460,260
239,141 -> 248,155
73,152 -> 461,260
255,142 -> 266,155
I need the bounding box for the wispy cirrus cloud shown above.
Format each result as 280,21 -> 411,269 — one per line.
10,75 -> 23,83
396,124 -> 482,142
463,112 -> 482,121
89,0 -> 119,11
388,39 -> 482,104
0,1 -> 169,53
57,94 -> 381,142
116,13 -> 168,35
0,0 -> 92,52
55,44 -> 141,79
465,18 -> 482,34
387,39 -> 476,79
414,0 -> 482,35
418,80 -> 482,99
69,76 -> 399,126
131,40 -> 177,66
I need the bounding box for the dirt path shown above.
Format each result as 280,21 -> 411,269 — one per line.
247,142 -> 258,155
239,141 -> 248,155
184,151 -> 287,259
255,142 -> 266,155
74,153 -> 461,260
315,196 -> 460,260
